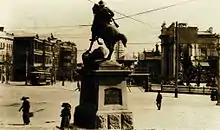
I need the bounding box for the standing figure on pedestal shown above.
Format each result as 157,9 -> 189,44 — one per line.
60,103 -> 71,130
156,91 -> 162,110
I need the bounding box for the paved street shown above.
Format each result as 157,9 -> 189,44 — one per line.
0,82 -> 220,130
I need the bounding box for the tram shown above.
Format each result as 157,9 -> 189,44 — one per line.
29,71 -> 51,85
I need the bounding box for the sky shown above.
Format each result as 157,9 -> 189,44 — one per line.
1,0 -> 220,56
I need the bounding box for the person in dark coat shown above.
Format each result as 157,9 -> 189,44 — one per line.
156,91 -> 162,110
19,96 -> 30,125
75,80 -> 81,91
60,103 -> 71,129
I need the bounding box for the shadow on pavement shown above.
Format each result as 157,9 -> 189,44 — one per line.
34,108 -> 45,113
7,123 -> 25,126
45,121 -> 56,123
4,103 -> 20,107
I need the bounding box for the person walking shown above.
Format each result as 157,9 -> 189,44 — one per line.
60,103 -> 71,130
156,91 -> 163,110
74,80 -> 81,91
19,96 -> 31,125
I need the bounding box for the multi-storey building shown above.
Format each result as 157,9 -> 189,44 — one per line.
57,41 -> 77,81
49,39 -> 61,83
159,22 -> 197,81
0,27 -> 14,82
12,35 -> 53,83
192,30 -> 219,63
192,30 -> 219,81
159,22 -> 219,83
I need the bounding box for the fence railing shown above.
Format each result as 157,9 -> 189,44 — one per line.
150,84 -> 213,95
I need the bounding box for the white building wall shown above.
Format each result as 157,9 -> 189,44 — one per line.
0,29 -> 14,63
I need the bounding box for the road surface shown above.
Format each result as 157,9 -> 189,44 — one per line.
0,82 -> 219,130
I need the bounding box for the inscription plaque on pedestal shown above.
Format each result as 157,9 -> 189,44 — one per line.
104,88 -> 122,105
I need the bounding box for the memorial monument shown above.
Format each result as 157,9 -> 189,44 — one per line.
73,1 -> 133,129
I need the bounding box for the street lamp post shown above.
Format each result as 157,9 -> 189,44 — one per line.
174,21 -> 179,98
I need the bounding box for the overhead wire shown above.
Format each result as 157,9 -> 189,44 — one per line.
115,0 -> 199,20
87,0 -> 152,27
8,0 -> 200,31
9,0 -> 201,41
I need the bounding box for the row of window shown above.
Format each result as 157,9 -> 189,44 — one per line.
0,55 -> 5,60
34,42 -> 52,52
34,55 -> 52,64
0,42 -> 12,50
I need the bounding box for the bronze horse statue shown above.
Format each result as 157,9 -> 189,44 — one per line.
87,4 -> 127,60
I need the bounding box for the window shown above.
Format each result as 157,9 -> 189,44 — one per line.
34,55 -> 43,63
201,48 -> 207,56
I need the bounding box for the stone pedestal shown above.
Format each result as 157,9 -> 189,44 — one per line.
96,110 -> 133,130
74,61 -> 133,129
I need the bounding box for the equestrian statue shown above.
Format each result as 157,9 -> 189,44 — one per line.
87,0 -> 127,60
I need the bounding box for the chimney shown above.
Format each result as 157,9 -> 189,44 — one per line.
0,27 -> 4,31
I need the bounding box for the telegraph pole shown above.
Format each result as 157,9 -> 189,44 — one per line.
174,21 -> 179,98
217,34 -> 220,105
25,49 -> 28,85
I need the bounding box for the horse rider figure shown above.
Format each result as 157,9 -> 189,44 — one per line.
90,0 -> 119,45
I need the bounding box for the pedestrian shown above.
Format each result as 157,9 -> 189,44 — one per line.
60,103 -> 71,130
19,96 -> 31,125
156,91 -> 162,110
143,80 -> 149,92
74,80 -> 81,91
210,88 -> 217,101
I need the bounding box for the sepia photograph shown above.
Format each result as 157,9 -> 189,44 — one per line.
0,0 -> 220,129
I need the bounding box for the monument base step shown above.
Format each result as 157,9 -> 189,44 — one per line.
96,110 -> 133,130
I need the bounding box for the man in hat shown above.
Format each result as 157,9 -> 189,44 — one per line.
19,96 -> 30,125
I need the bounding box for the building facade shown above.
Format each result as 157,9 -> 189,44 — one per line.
0,27 -> 14,83
159,22 -> 219,83
159,22 -> 198,81
136,45 -> 161,83
57,41 -> 77,81
12,35 -> 53,82
192,30 -> 219,63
